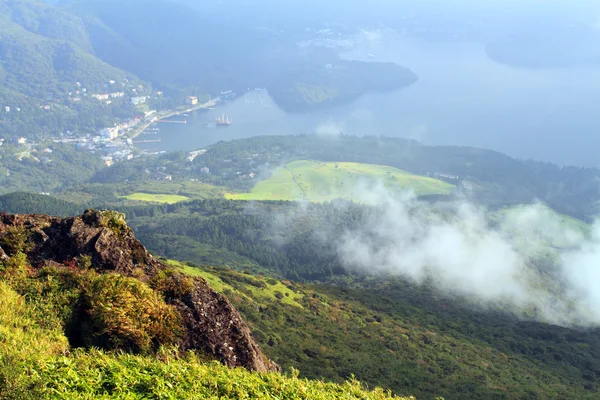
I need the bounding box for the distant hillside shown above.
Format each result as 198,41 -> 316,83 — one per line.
0,0 -> 146,138
63,0 -> 418,109
0,192 -> 83,216
0,143 -> 106,195
191,135 -> 600,221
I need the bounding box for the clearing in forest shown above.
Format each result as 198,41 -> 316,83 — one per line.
226,160 -> 455,202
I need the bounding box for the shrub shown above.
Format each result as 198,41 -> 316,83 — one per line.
150,269 -> 195,299
0,226 -> 32,256
98,211 -> 129,237
77,274 -> 183,353
0,252 -> 31,284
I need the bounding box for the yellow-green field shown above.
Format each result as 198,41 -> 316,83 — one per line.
170,261 -> 304,309
120,192 -> 190,204
226,160 -> 455,202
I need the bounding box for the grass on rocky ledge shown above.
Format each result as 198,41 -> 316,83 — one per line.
0,268 -> 412,400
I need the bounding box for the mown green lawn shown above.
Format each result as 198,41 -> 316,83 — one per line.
226,160 -> 454,202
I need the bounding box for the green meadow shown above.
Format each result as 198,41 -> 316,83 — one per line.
226,160 -> 455,202
120,192 -> 190,204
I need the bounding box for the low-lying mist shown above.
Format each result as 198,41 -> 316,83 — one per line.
267,181 -> 600,327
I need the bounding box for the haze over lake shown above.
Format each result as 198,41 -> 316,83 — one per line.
140,33 -> 600,167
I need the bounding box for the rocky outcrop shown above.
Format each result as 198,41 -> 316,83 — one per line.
0,210 -> 279,373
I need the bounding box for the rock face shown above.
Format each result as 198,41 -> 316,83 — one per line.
0,210 -> 280,373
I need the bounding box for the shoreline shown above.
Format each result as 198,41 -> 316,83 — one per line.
127,98 -> 220,142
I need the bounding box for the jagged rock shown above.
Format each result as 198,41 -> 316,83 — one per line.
0,246 -> 7,260
0,210 -> 280,373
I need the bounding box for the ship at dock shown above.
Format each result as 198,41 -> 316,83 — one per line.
216,114 -> 231,126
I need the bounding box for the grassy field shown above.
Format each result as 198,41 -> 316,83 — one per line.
121,192 -> 190,204
492,203 -> 590,259
226,160 -> 455,202
170,260 -> 304,309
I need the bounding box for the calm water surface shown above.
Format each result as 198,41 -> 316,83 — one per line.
139,36 -> 600,166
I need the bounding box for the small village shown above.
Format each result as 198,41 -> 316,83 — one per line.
0,74 -> 222,169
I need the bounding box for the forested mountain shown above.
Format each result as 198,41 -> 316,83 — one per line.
0,0 -> 146,137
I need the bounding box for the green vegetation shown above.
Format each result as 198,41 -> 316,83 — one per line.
494,203 -> 590,257
0,282 -> 69,399
79,273 -> 183,352
0,234 -> 406,399
191,135 -> 600,221
0,0 -> 147,139
0,144 -> 106,195
173,264 -> 600,400
0,192 -> 84,216
227,160 -> 454,202
268,60 -> 418,112
121,192 -> 191,204
42,349 -> 406,400
79,134 -> 600,222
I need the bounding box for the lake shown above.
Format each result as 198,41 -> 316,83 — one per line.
138,34 -> 600,167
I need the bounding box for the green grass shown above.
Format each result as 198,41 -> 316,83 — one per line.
42,349 -> 408,400
0,282 -> 69,398
0,266 -> 408,399
170,261 -> 304,309
493,203 -> 590,257
120,192 -> 190,204
173,264 -> 600,400
131,181 -> 226,199
226,160 -> 454,202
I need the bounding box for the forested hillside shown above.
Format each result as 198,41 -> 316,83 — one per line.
2,193 -> 598,398
0,0 -> 146,138
91,135 -> 600,221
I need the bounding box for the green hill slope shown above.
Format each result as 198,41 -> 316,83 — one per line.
226,160 -> 454,202
0,282 -> 407,399
175,263 -> 600,400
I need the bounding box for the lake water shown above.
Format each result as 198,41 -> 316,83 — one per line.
138,35 -> 600,167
